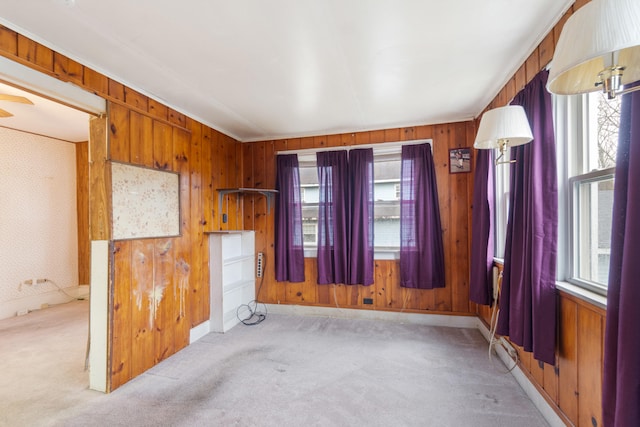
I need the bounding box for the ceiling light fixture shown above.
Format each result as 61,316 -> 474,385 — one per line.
474,105 -> 533,165
547,0 -> 640,99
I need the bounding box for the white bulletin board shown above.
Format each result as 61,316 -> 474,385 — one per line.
111,162 -> 180,240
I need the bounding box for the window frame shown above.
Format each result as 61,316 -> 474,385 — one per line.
567,167 -> 615,295
302,221 -> 318,247
556,91 -> 618,297
494,92 -> 619,298
493,149 -> 510,260
278,139 -> 432,260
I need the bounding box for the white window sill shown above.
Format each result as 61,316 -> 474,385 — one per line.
304,249 -> 399,260
555,281 -> 606,310
375,250 -> 400,260
494,258 -> 606,310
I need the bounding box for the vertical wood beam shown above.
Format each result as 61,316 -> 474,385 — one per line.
76,141 -> 90,285
89,114 -> 110,241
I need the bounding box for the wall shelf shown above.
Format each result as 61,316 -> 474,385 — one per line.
217,188 -> 278,214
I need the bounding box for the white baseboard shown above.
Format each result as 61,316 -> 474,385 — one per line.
0,284 -> 89,321
474,318 -> 565,427
264,303 -> 478,328
189,320 -> 211,343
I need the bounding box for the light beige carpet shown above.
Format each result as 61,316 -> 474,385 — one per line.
0,299 -> 548,426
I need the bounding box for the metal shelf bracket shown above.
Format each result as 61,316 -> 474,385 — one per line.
217,188 -> 278,214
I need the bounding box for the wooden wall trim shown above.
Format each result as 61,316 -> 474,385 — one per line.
88,115 -> 110,241
76,141 -> 90,285
107,98 -> 192,135
480,1 -> 590,117
0,26 -> 190,133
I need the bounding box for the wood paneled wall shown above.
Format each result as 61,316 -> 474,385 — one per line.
243,123 -> 476,315
476,290 -> 605,427
76,141 -> 90,285
0,24 -> 244,391
476,0 -> 591,117
107,107 -> 243,390
0,2 -> 605,412
473,1 -> 606,425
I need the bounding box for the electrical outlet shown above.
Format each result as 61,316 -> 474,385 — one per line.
256,252 -> 264,278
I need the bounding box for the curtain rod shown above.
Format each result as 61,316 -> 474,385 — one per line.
275,138 -> 433,156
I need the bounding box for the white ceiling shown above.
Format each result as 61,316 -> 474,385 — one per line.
0,0 -> 573,142
0,81 -> 90,142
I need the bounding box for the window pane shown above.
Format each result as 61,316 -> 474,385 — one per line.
300,162 -> 319,247
494,150 -> 510,259
296,146 -> 412,252
555,92 -> 619,294
593,91 -> 620,170
573,176 -> 614,288
374,157 -> 401,248
302,222 -> 317,245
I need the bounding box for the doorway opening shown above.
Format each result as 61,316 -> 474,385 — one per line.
0,55 -> 108,395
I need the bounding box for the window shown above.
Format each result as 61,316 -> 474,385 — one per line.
569,170 -> 615,288
493,91 -> 619,296
302,222 -> 317,245
373,154 -> 401,250
299,165 -> 319,248
494,150 -> 510,259
293,141 -> 430,257
562,91 -> 619,294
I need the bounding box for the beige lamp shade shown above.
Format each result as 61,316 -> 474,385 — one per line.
474,105 -> 533,150
547,0 -> 640,96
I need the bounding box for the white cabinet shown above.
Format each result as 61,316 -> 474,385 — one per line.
208,231 -> 255,332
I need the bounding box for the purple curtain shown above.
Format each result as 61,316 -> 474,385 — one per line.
348,148 -> 374,286
274,154 -> 305,282
316,150 -> 349,284
496,70 -> 557,365
602,86 -> 640,426
399,143 -> 445,289
470,149 -> 495,305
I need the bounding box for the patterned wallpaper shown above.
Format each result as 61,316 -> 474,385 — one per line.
0,127 -> 79,303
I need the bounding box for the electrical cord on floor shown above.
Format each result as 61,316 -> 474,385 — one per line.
45,279 -> 87,301
42,279 -> 91,370
237,300 -> 267,326
237,251 -> 268,326
17,278 -> 91,368
488,271 -> 518,374
20,280 -> 86,313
